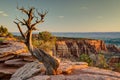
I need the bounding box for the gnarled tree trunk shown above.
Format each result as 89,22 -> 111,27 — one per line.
26,30 -> 59,75
14,6 -> 59,75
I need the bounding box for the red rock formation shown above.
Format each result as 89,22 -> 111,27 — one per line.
107,44 -> 120,53
55,39 -> 108,57
56,41 -> 70,57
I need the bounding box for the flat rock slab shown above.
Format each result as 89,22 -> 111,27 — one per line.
65,74 -> 120,80
0,54 -> 15,62
0,41 -> 27,56
10,61 -> 88,80
27,75 -> 50,80
4,59 -> 29,67
28,67 -> 120,80
28,73 -> 120,80
79,67 -> 120,78
0,63 -> 18,79
27,61 -> 120,80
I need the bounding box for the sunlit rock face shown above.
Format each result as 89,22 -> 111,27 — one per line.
55,39 -> 108,57
0,41 -> 28,57
55,41 -> 70,57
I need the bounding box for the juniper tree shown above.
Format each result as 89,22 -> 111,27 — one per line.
14,6 -> 59,75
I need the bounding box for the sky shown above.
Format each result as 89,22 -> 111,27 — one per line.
0,0 -> 120,32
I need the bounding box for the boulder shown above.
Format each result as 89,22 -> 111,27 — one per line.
57,61 -> 88,74
57,61 -> 73,74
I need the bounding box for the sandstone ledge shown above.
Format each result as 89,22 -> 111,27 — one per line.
9,61 -> 120,80
28,67 -> 120,80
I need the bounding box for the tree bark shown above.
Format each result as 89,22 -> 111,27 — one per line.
33,48 -> 59,75
25,30 -> 59,75
14,7 -> 59,75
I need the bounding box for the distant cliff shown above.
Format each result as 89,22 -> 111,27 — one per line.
55,39 -> 107,57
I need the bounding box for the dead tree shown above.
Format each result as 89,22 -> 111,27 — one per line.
14,7 -> 59,75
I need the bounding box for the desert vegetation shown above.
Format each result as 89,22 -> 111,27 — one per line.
0,25 -> 13,37
79,53 -> 120,72
33,31 -> 56,52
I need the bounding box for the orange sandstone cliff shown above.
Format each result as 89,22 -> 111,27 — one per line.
55,39 -> 108,57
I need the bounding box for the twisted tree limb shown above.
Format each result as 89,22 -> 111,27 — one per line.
13,6 -> 59,75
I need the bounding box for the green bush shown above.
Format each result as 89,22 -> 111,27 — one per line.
39,31 -> 56,42
33,31 -> 56,52
0,26 -> 8,37
79,53 -> 109,68
114,63 -> 120,72
0,25 -> 13,37
96,53 -> 109,69
79,54 -> 93,66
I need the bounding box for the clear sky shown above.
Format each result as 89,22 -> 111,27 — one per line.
0,0 -> 120,32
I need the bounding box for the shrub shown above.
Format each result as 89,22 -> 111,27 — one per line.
79,54 -> 93,66
39,31 -> 52,42
0,25 -> 13,37
114,63 -> 120,72
33,31 -> 56,52
96,53 -> 109,69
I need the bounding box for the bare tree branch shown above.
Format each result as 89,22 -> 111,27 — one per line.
31,10 -> 48,29
14,21 -> 26,39
24,30 -> 28,38
37,9 -> 48,20
15,18 -> 26,25
14,6 -> 59,75
17,6 -> 29,15
27,8 -> 35,27
31,19 -> 43,29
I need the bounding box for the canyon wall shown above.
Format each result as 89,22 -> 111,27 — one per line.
55,39 -> 108,57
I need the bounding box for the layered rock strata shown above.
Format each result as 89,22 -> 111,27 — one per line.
55,39 -> 107,57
